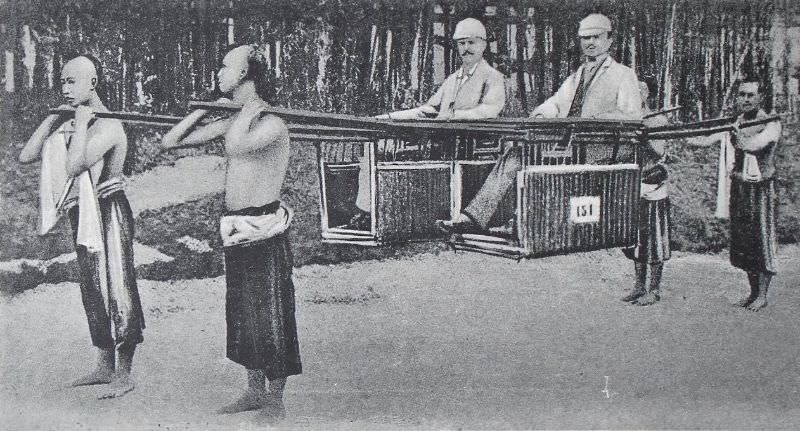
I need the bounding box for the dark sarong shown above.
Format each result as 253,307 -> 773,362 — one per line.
224,201 -> 302,379
624,197 -> 671,264
68,188 -> 144,350
729,178 -> 778,274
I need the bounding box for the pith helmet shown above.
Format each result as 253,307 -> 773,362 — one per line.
453,18 -> 486,40
578,13 -> 612,36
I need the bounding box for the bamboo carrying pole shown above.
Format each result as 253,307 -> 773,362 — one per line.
46,103 -> 526,142
645,113 -> 785,139
186,101 -> 526,135
45,109 -> 380,140
643,106 -> 683,119
48,109 -> 182,126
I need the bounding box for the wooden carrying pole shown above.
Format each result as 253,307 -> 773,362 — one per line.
645,114 -> 784,139
643,106 -> 683,119
46,108 -> 381,141
187,101 -> 526,136
48,109 -> 183,127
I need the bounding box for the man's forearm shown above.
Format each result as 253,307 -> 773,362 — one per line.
160,110 -> 208,149
453,103 -> 503,120
19,115 -> 60,163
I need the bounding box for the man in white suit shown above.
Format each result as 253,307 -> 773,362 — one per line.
438,13 -> 641,234
340,18 -> 506,230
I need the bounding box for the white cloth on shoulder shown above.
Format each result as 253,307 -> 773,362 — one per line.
39,122 -> 71,235
220,202 -> 294,248
714,131 -> 734,219
38,121 -> 104,253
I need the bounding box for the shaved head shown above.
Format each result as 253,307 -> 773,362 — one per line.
63,56 -> 98,81
61,55 -> 101,106
218,46 -> 250,94
217,44 -> 272,101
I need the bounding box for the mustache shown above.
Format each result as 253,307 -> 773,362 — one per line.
461,51 -> 476,56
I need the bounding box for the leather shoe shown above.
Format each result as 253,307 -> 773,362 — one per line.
488,218 -> 515,237
337,211 -> 371,230
435,218 -> 481,234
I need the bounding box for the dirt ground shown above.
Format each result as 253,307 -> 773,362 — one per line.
1,245 -> 799,431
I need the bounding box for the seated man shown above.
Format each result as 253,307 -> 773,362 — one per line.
437,13 -> 641,235
339,17 -> 506,230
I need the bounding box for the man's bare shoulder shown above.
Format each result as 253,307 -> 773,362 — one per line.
90,117 -> 127,142
258,112 -> 288,127
252,113 -> 288,138
226,111 -> 289,154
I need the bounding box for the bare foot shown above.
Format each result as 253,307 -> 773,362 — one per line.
634,292 -> 659,306
98,374 -> 135,399
734,295 -> 756,307
216,388 -> 267,414
69,368 -> 114,387
746,297 -> 767,311
254,396 -> 286,425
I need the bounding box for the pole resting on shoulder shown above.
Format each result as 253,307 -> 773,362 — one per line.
47,108 -> 182,127
186,100 -> 525,136
645,113 -> 786,140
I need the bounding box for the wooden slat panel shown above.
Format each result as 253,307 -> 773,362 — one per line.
521,165 -> 639,257
376,165 -> 451,243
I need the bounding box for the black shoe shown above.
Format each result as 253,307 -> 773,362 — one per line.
435,218 -> 481,235
337,211 -> 371,230
488,218 -> 515,237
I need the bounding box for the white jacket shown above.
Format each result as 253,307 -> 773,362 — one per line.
531,56 -> 641,119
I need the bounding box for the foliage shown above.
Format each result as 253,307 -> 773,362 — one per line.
2,0 -> 780,120
0,0 -> 797,294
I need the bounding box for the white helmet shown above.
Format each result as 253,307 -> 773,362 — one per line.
453,18 -> 486,40
578,13 -> 612,37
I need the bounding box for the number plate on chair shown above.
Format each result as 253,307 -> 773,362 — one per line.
569,196 -> 601,223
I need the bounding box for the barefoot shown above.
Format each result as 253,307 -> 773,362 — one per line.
734,295 -> 756,307
254,396 -> 286,425
746,296 -> 767,311
634,292 -> 659,306
98,374 -> 135,399
216,388 -> 268,414
621,289 -> 645,303
69,368 -> 115,387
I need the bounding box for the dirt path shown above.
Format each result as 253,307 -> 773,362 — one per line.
125,155 -> 226,217
2,247 -> 799,430
0,155 -> 224,273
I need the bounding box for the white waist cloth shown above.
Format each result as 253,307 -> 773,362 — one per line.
220,202 -> 294,248
641,182 -> 669,201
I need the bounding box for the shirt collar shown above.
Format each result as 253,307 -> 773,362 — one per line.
584,54 -> 609,69
457,61 -> 481,80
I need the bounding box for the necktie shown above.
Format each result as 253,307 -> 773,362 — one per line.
567,63 -> 599,117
